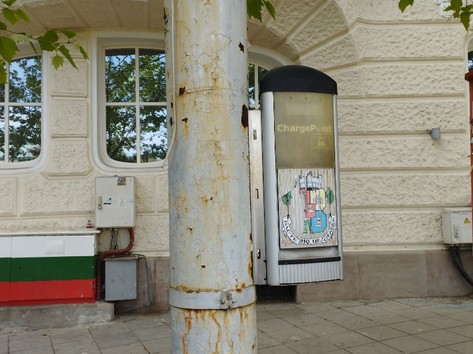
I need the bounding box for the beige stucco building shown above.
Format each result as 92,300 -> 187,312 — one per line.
1,0 -> 472,312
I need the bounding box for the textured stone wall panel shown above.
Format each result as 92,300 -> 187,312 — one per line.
339,135 -> 470,170
340,0 -> 449,22
133,214 -> 169,253
353,26 -> 465,60
0,216 -> 91,230
341,174 -> 470,207
338,100 -> 467,133
50,61 -> 88,97
273,42 -> 300,62
44,140 -> 92,176
156,172 -> 169,213
50,99 -> 88,137
136,175 -> 155,213
291,1 -> 347,53
248,23 -> 284,52
0,178 -> 17,216
333,63 -> 465,98
342,210 -> 442,245
21,176 -> 94,215
264,0 -> 325,39
301,34 -> 359,70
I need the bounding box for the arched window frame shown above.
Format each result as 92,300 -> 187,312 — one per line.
91,33 -> 292,172
0,49 -> 48,173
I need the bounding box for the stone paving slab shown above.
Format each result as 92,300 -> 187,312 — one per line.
0,296 -> 472,353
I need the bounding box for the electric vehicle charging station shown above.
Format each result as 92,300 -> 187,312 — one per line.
249,65 -> 343,286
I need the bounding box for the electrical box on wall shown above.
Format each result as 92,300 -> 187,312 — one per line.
442,208 -> 472,244
104,256 -> 138,301
96,176 -> 136,228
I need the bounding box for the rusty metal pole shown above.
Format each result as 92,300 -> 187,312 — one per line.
164,0 -> 257,353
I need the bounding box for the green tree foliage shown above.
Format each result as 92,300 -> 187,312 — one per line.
0,0 -> 87,83
0,0 -> 273,164
399,0 -> 473,30
247,0 -> 276,21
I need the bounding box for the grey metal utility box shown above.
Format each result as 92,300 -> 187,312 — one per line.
104,256 -> 138,301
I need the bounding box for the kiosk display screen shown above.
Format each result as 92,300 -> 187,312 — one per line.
273,92 -> 338,249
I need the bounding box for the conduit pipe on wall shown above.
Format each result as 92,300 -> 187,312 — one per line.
95,228 -> 135,300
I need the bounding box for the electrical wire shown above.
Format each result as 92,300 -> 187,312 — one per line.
448,245 -> 473,287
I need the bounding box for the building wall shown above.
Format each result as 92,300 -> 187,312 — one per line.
1,0 -> 472,310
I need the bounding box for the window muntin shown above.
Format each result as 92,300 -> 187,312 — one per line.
0,56 -> 42,164
103,47 -> 167,164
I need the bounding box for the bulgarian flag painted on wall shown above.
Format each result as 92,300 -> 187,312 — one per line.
0,233 -> 97,305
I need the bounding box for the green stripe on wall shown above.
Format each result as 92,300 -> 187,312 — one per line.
10,256 -> 96,282
0,258 -> 10,282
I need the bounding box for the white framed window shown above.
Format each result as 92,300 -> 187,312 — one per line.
0,54 -> 43,168
95,34 -> 167,169
92,34 -> 291,171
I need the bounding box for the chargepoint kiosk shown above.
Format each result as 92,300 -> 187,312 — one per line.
250,65 -> 343,286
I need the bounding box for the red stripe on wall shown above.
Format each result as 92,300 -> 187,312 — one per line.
1,279 -> 96,305
0,282 -> 9,302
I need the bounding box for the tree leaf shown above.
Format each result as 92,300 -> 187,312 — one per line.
0,63 -> 6,84
37,30 -> 59,51
262,0 -> 276,19
2,0 -> 17,7
460,9 -> 471,30
2,8 -> 18,24
51,54 -> 64,69
15,9 -> 30,23
60,29 -> 76,40
0,35 -> 18,63
11,33 -> 29,43
398,0 -> 414,12
58,44 -> 77,69
78,44 -> 88,60
2,8 -> 29,25
247,0 -> 263,21
247,0 -> 276,21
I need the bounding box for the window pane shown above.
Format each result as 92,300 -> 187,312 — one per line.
105,49 -> 136,102
8,106 -> 41,162
0,107 -> 4,161
248,64 -> 268,109
140,105 -> 167,162
0,82 -> 4,102
139,49 -> 166,102
9,56 -> 41,103
249,64 -> 256,107
106,106 -> 137,162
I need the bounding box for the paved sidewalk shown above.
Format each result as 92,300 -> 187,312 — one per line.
1,296 -> 473,353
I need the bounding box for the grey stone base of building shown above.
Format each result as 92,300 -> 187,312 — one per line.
124,249 -> 472,311
297,248 -> 473,302
2,249 -> 470,330
0,302 -> 114,332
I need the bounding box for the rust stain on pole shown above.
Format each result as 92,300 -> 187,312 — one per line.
241,104 -> 248,128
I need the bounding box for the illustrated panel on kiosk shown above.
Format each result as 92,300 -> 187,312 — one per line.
274,92 -> 338,250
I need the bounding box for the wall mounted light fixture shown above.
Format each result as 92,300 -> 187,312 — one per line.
430,127 -> 441,140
